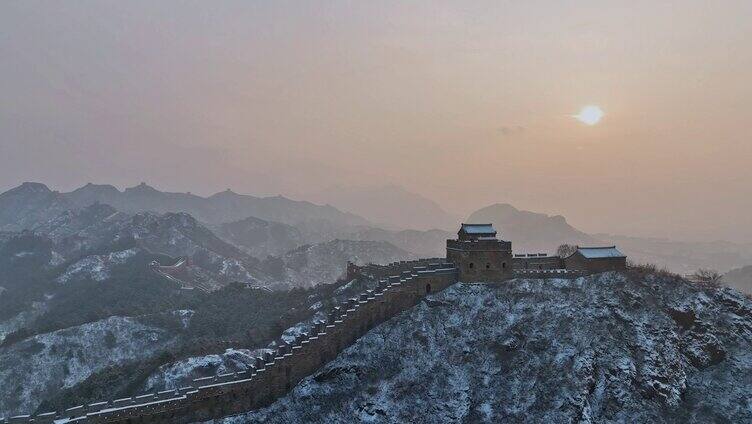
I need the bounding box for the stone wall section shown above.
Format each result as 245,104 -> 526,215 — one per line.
3,263 -> 458,424
446,239 -> 514,282
512,254 -> 564,270
564,254 -> 627,274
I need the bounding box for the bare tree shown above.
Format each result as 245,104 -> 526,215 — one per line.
556,244 -> 577,258
692,268 -> 722,287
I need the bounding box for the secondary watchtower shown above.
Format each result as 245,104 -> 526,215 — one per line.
446,223 -> 514,282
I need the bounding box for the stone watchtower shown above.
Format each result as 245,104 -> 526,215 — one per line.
446,223 -> 514,282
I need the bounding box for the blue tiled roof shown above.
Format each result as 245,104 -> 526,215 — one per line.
460,224 -> 496,235
577,246 -> 625,259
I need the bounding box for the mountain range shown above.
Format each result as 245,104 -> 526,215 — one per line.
0,182 -> 368,231
2,181 -> 752,420
3,182 -> 752,276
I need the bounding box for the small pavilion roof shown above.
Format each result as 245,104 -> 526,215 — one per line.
459,223 -> 497,235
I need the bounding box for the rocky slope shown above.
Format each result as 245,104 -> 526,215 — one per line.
723,265 -> 752,294
42,208 -> 274,288
0,183 -> 73,232
141,348 -> 267,393
215,272 -> 752,423
30,203 -> 130,259
1,276 -> 374,417
0,315 -> 180,416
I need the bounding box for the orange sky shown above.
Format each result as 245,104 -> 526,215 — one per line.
1,1 -> 750,242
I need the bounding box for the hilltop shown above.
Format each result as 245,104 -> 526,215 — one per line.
219,272 -> 752,423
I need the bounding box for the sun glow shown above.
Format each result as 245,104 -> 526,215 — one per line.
574,105 -> 604,126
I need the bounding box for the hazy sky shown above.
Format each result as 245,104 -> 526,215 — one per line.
1,1 -> 751,242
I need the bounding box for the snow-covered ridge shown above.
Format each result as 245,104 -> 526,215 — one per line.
222,273 -> 752,423
0,301 -> 47,344
142,348 -> 271,393
0,315 -> 179,416
55,248 -> 139,283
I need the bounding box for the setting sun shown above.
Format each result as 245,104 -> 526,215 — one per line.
575,105 -> 605,126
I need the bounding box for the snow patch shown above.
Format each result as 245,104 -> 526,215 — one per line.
48,250 -> 65,266
0,315 -> 177,416
216,274 -> 752,423
55,248 -> 139,283
142,348 -> 269,392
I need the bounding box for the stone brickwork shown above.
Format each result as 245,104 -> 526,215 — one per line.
346,258 -> 446,281
3,264 -> 458,424
446,239 -> 514,282
447,224 -> 626,282
564,252 -> 627,274
513,254 -> 564,271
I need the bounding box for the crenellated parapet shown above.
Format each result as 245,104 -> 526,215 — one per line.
3,262 -> 458,424
345,258 -> 447,281
446,239 -> 512,252
513,269 -> 585,278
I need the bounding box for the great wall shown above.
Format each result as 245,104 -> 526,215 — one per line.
2,224 -> 627,423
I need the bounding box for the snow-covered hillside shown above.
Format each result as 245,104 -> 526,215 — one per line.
55,248 -> 139,283
0,301 -> 47,343
0,316 -> 179,416
142,348 -> 269,393
216,273 -> 752,423
723,264 -> 752,294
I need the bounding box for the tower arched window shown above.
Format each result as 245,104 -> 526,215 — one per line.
469,262 -> 474,269
502,262 -> 507,269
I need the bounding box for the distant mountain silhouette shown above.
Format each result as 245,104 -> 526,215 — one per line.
0,182 -> 369,230
723,265 -> 752,294
0,182 -> 73,231
466,203 -> 596,253
215,216 -> 305,259
309,185 -> 458,231
65,183 -> 122,207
